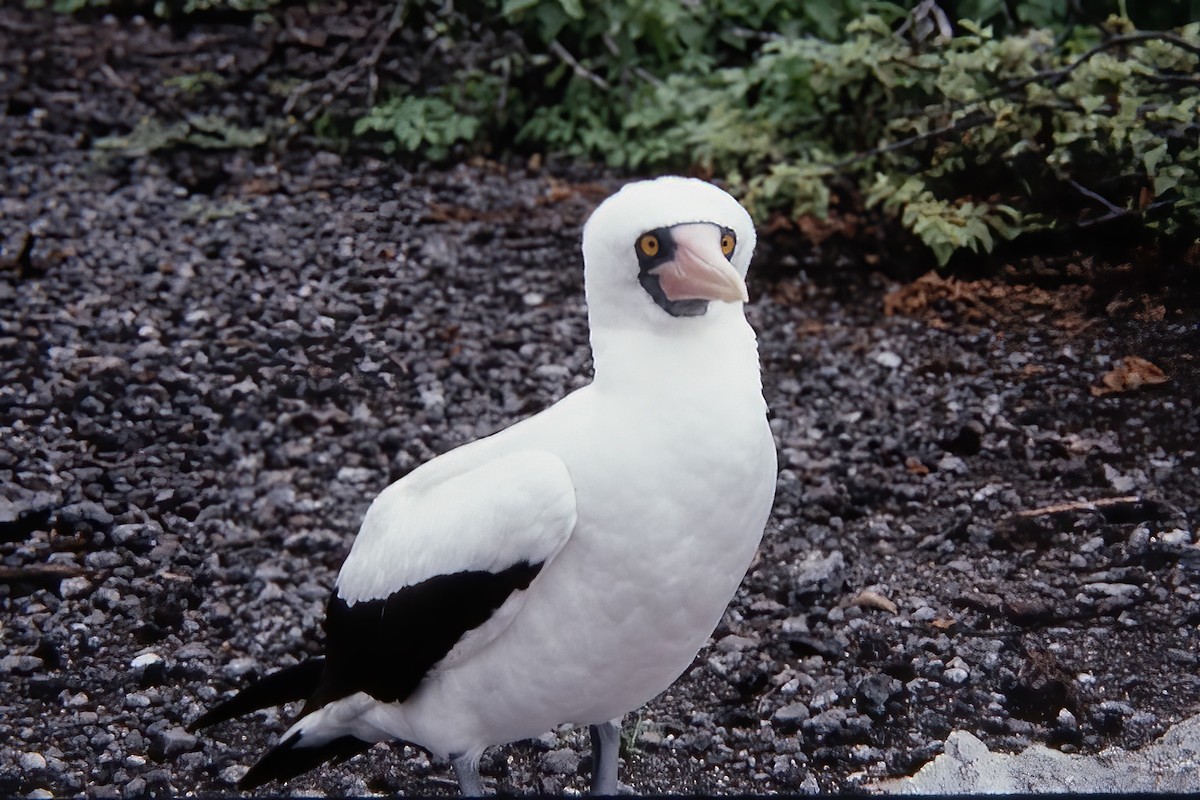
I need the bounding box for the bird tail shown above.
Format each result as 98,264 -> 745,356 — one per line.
188,657 -> 326,732
238,728 -> 373,790
189,657 -> 374,789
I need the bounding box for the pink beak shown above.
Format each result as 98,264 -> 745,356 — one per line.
652,224 -> 748,304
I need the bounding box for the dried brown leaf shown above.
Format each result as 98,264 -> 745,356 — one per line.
1135,304 -> 1166,322
884,271 -> 1092,328
1092,356 -> 1169,396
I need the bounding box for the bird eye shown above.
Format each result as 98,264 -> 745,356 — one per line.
720,232 -> 736,257
637,233 -> 660,257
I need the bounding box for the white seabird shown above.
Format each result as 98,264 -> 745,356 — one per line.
191,176 -> 778,794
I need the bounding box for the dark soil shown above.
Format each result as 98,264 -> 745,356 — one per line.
2,6 -> 1199,797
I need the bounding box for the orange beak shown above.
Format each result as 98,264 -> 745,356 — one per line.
651,224 -> 748,304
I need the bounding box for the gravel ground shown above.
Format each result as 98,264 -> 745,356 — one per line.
3,7 -> 1200,798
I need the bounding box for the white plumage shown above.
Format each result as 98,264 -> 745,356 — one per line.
193,176 -> 778,794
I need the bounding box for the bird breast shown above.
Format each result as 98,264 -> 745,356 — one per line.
414,390 -> 774,745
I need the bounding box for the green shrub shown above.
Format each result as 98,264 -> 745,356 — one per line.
697,15 -> 1200,263
353,96 -> 482,160
365,0 -> 1200,264
39,0 -> 1200,265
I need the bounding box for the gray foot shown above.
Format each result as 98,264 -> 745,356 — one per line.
589,721 -> 621,795
452,753 -> 485,796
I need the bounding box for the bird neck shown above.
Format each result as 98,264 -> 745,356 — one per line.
588,304 -> 764,402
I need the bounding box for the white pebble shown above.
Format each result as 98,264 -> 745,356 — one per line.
124,692 -> 152,709
19,752 -> 47,770
942,667 -> 969,685
130,653 -> 163,669
871,350 -> 902,368
60,577 -> 92,599
936,454 -> 967,474
1160,529 -> 1190,545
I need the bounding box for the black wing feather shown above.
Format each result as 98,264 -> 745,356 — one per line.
309,560 -> 543,710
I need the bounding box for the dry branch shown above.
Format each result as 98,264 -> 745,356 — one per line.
1015,495 -> 1142,518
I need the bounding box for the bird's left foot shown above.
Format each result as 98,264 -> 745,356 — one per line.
452,753 -> 485,796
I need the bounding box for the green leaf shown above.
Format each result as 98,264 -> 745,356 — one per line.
501,0 -> 539,15
1143,142 -> 1169,175
557,0 -> 584,21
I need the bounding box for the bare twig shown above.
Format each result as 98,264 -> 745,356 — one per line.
1076,199 -> 1173,229
979,31 -> 1200,103
280,0 -> 409,143
727,26 -> 784,44
601,33 -> 620,58
1141,74 -> 1200,88
282,41 -> 353,115
0,564 -> 85,585
1066,173 -> 1176,229
1068,179 -> 1124,215
832,110 -> 992,169
1057,31 -> 1200,79
1014,495 -> 1142,518
365,1 -> 408,108
549,39 -> 611,91
632,66 -> 663,88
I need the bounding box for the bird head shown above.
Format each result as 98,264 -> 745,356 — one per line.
581,177 -> 757,333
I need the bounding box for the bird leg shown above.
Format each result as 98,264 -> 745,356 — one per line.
452,753 -> 485,796
589,721 -> 621,795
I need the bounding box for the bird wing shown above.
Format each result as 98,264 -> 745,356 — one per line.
310,446 -> 578,709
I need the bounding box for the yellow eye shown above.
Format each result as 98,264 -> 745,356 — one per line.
637,233 -> 660,257
720,232 -> 736,257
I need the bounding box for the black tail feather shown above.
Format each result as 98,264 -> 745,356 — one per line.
188,657 -> 325,732
239,731 -> 373,790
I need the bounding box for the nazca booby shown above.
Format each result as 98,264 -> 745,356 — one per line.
191,176 -> 778,794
